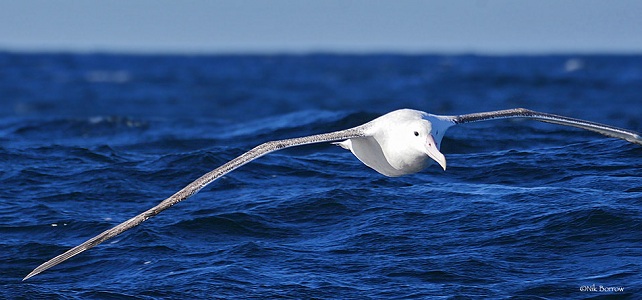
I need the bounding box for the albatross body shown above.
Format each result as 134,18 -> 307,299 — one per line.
24,108 -> 642,280
336,109 -> 451,176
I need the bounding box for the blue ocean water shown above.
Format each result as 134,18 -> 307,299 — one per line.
1,53 -> 641,299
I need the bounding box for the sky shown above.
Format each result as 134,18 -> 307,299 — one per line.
1,0 -> 641,54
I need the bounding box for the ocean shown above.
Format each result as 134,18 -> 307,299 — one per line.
1,53 -> 641,299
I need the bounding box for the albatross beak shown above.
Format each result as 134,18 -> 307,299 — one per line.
424,135 -> 447,171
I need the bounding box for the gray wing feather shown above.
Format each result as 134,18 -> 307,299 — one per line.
453,108 -> 642,146
23,126 -> 366,280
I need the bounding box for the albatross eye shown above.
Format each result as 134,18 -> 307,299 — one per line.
413,131 -> 419,137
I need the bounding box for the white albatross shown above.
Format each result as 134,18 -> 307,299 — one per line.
23,108 -> 642,280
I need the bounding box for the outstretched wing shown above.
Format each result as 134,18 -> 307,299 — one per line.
452,108 -> 642,146
24,126 -> 367,280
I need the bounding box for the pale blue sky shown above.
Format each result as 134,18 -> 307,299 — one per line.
1,0 -> 641,54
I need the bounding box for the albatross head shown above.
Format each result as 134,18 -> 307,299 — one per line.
344,109 -> 451,177
380,110 -> 448,172
405,117 -> 448,171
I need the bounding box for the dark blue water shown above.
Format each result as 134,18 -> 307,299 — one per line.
1,53 -> 641,299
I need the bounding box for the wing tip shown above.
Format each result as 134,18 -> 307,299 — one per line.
22,268 -> 42,281
23,258 -> 60,281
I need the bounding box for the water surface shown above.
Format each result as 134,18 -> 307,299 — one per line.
1,53 -> 641,299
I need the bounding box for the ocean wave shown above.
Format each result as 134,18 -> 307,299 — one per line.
3,54 -> 642,299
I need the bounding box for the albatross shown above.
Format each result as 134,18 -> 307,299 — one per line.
24,108 -> 642,280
